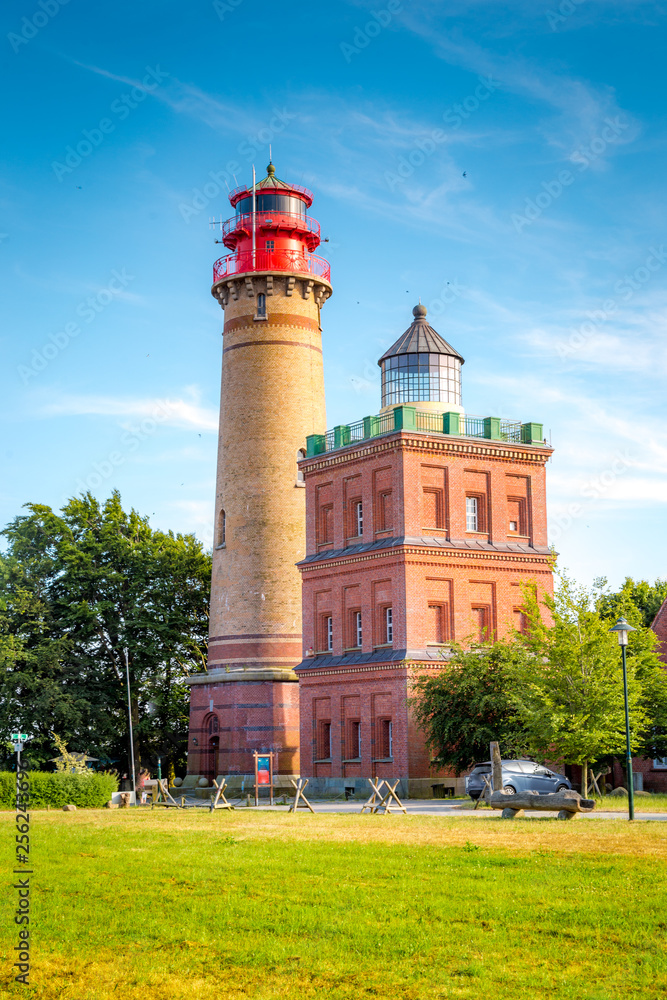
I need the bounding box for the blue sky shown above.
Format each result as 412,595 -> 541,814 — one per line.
2,0 -> 666,589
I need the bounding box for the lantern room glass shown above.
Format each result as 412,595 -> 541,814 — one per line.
381,353 -> 461,407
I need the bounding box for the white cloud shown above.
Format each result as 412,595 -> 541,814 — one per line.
40,392 -> 219,432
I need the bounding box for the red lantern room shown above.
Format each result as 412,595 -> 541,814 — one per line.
213,162 -> 330,283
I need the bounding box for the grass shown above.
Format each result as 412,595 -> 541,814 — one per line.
1,810 -> 666,999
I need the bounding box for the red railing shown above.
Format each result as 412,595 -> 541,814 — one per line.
213,249 -> 331,283
220,211 -> 320,248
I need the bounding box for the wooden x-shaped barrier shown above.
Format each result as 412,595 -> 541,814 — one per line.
151,778 -> 182,809
210,778 -> 235,812
288,778 -> 315,813
361,777 -> 407,815
473,774 -> 492,809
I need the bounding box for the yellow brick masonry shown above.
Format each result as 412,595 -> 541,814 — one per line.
210,273 -> 331,661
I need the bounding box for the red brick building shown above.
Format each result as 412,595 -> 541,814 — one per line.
294,305 -> 554,796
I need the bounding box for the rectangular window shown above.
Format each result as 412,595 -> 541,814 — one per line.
318,721 -> 332,760
348,720 -> 361,760
265,239 -> 275,250
355,500 -> 363,537
326,616 -> 333,651
508,498 -> 526,535
466,496 -> 478,532
378,719 -> 393,759
377,490 -> 394,531
385,606 -> 393,643
654,757 -> 667,769
355,611 -> 362,648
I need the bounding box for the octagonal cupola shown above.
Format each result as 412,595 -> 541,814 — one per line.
378,304 -> 465,413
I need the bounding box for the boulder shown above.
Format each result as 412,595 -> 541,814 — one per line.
610,786 -> 628,797
635,789 -> 651,797
172,776 -> 183,787
62,804 -> 77,812
197,777 -> 209,788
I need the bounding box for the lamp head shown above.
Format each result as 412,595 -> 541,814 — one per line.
609,615 -> 637,646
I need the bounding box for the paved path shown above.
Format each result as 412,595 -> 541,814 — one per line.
195,797 -> 667,821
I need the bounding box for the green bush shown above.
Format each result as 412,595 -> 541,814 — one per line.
0,771 -> 118,808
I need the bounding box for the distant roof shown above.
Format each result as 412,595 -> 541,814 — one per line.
229,163 -> 314,207
378,304 -> 465,365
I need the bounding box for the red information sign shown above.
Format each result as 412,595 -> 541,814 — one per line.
253,751 -> 274,806
257,756 -> 271,785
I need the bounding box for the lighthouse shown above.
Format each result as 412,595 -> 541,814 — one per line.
187,163 -> 332,780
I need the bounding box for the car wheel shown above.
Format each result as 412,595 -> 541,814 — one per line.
503,785 -> 517,794
555,784 -> 568,793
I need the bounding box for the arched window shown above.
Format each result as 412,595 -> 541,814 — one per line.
296,449 -> 306,485
256,292 -> 267,318
206,714 -> 219,736
217,509 -> 226,547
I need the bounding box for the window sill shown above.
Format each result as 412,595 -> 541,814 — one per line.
426,641 -> 452,647
374,643 -> 392,649
343,646 -> 362,653
508,533 -> 529,539
342,758 -> 362,764
313,758 -> 333,764
215,543 -> 226,550
372,758 -> 394,763
375,529 -> 393,536
294,481 -> 305,488
253,315 -> 268,322
465,531 -> 489,536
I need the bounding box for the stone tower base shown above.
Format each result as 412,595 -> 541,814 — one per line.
187,668 -> 300,778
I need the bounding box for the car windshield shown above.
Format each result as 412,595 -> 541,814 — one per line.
471,764 -> 491,774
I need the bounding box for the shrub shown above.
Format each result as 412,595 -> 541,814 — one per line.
0,771 -> 118,808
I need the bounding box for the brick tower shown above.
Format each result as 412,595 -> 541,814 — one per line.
295,304 -> 554,797
187,163 -> 332,781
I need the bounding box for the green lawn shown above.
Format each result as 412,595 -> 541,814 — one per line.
2,810 -> 666,999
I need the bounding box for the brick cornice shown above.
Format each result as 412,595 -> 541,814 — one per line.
299,544 -> 553,573
302,432 -> 552,472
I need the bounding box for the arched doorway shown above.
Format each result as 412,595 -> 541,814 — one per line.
204,714 -> 219,781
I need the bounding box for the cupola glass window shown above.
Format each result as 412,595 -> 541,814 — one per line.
381,353 -> 462,407
236,193 -> 307,217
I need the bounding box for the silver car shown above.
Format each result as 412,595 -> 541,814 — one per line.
465,759 -> 572,799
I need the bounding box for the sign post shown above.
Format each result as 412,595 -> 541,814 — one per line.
253,751 -> 274,807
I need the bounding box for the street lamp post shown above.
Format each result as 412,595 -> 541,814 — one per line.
608,616 -> 637,821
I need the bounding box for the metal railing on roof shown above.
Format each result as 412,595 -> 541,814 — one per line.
305,407 -> 547,458
213,248 -> 331,283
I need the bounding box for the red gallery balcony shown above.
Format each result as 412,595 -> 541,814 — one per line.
220,211 -> 321,251
213,249 -> 331,284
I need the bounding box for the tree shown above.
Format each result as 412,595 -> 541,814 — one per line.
593,577 -> 667,761
518,573 -> 658,793
0,492 -> 211,776
411,642 -> 533,774
595,576 -> 667,629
